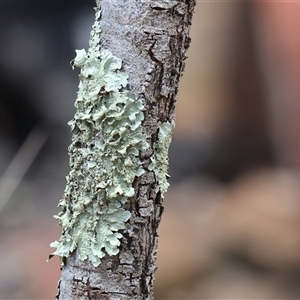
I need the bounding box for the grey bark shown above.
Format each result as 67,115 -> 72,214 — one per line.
57,0 -> 195,299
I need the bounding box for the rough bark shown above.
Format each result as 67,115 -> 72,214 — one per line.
56,0 -> 195,299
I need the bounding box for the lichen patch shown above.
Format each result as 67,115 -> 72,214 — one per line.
149,121 -> 175,197
50,2 -> 148,267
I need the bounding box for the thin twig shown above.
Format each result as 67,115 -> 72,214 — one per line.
0,123 -> 50,214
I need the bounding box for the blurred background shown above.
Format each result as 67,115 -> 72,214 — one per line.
1,1 -> 300,299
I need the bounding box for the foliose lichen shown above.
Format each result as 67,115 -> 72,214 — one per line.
149,121 -> 175,197
50,2 -> 148,267
51,0 -> 176,267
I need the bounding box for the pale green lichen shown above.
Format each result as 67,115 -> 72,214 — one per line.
149,121 -> 175,196
50,1 -> 147,267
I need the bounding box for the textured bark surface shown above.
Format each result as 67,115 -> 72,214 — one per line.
57,1 -> 195,299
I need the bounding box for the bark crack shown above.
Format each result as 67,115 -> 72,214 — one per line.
148,39 -> 165,98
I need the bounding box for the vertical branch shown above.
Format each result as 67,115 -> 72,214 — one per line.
51,1 -> 196,299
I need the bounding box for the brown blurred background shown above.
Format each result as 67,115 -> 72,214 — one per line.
1,1 -> 300,299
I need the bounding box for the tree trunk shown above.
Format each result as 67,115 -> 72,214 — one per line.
51,0 -> 195,299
